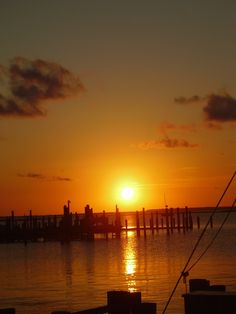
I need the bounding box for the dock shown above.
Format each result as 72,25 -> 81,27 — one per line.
0,203 -> 214,243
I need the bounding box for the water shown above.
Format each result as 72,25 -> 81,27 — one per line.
1,212 -> 236,314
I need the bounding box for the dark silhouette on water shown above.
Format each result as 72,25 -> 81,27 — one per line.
0,202 -> 233,243
0,203 -> 212,243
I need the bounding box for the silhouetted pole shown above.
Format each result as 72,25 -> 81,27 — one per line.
136,210 -> 140,237
102,210 -> 108,239
115,205 -> 121,238
177,207 -> 180,231
53,215 -> 57,228
29,210 -> 32,230
142,208 -> 146,238
165,206 -> 170,234
125,219 -> 128,233
150,212 -> 154,234
170,208 -> 173,233
185,206 -> 189,230
11,211 -> 14,231
182,212 -> 185,232
155,211 -> 159,232
189,211 -> 193,229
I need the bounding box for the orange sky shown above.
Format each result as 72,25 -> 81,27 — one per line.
0,1 -> 235,215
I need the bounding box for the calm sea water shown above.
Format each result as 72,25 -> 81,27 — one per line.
1,211 -> 236,314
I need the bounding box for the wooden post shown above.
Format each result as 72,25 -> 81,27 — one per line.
53,215 -> 57,228
165,206 -> 169,234
115,205 -> 121,238
29,210 -> 32,230
42,216 -> 45,229
177,207 -> 180,232
142,208 -> 146,238
136,211 -> 140,237
155,211 -> 159,231
150,212 -> 154,234
189,211 -> 193,229
185,206 -> 189,231
11,211 -> 14,231
170,208 -> 173,233
197,216 -> 200,229
125,219 -> 128,232
133,302 -> 157,314
103,210 -> 108,240
107,291 -> 141,314
182,212 -> 185,232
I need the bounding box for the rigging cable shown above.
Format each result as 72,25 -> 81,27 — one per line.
161,170 -> 236,314
186,197 -> 236,273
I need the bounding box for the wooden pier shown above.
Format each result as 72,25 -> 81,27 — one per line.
0,203 -> 212,243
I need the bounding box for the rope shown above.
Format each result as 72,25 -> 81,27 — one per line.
161,170 -> 236,314
186,198 -> 236,273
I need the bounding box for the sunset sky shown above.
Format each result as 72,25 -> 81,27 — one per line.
0,0 -> 235,215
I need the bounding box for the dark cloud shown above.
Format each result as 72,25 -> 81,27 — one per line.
174,95 -> 203,104
18,172 -> 72,182
175,92 -> 236,122
203,93 -> 236,122
138,136 -> 198,150
0,57 -> 84,117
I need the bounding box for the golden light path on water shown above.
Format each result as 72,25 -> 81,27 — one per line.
123,231 -> 137,292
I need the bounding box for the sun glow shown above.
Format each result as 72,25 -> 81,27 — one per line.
121,187 -> 134,201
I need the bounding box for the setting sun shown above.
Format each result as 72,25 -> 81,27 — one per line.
121,187 -> 134,201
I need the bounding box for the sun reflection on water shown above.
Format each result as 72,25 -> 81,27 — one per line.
124,231 -> 137,292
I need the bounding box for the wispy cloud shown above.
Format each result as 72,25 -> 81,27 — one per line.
18,173 -> 46,180
174,95 -> 204,104
137,136 -> 198,150
160,121 -> 223,132
17,172 -> 72,182
52,176 -> 72,182
0,57 -> 84,118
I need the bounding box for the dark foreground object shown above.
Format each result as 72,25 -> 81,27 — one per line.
0,309 -> 15,314
52,291 -> 157,314
183,278 -> 236,314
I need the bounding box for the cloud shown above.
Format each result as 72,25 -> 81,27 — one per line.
174,92 -> 236,122
18,172 -> 46,180
160,121 -> 223,132
18,172 -> 72,182
52,176 -> 72,182
203,93 -> 236,122
174,95 -> 203,104
0,57 -> 84,117
138,136 -> 198,150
